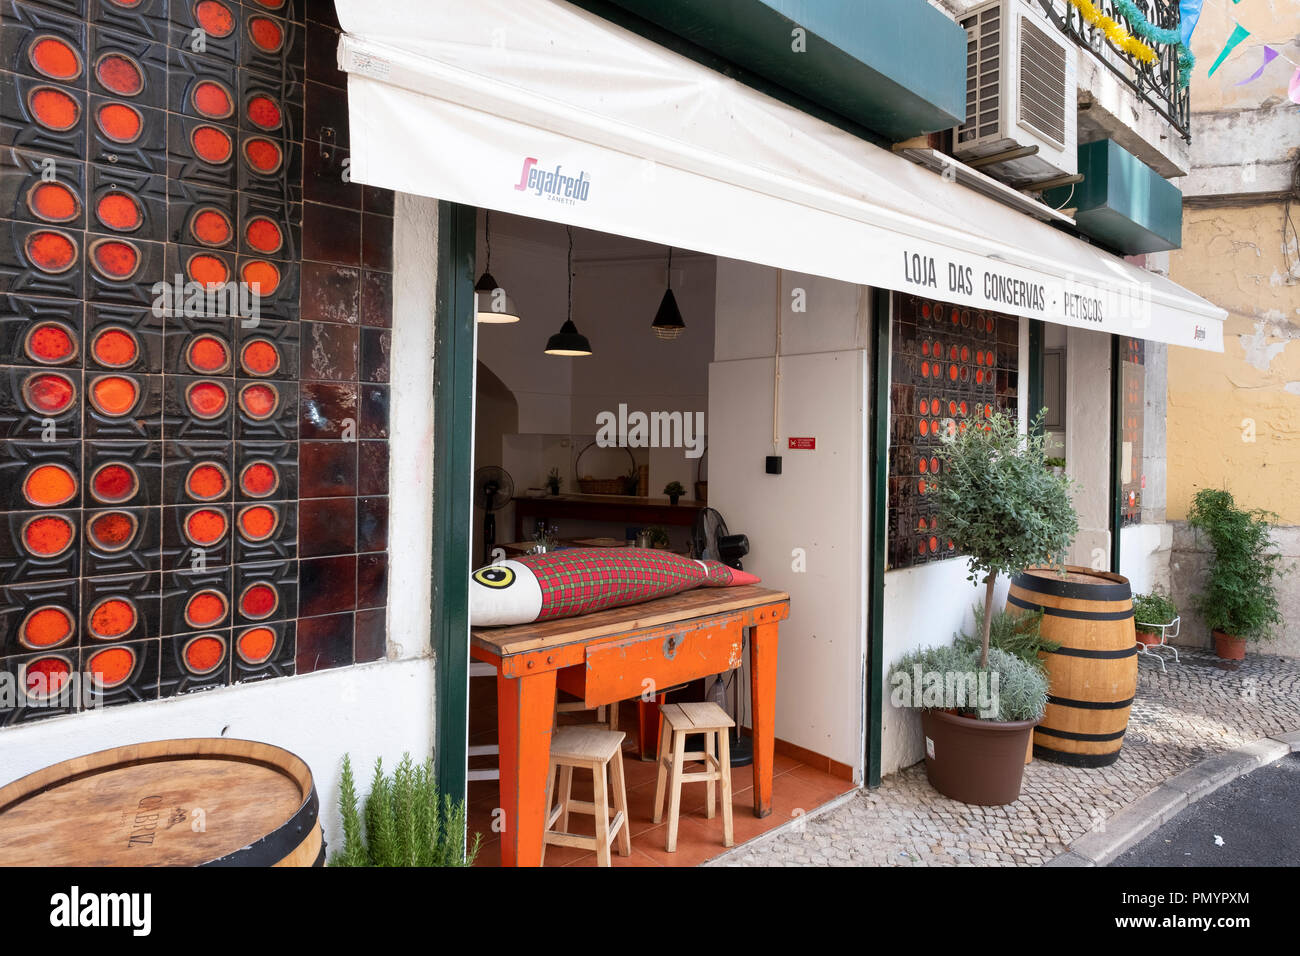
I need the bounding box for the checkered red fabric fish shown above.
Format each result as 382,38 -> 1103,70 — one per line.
469,548 -> 761,627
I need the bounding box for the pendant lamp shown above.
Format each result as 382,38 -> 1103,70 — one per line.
475,210 -> 522,323
651,246 -> 686,340
545,226 -> 592,356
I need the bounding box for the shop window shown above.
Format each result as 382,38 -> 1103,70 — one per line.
887,293 -> 1019,570
0,2 -> 392,725
1119,337 -> 1144,527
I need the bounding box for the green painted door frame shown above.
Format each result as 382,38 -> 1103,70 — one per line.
431,201 -> 477,802
866,288 -> 891,788
1108,334 -> 1124,575
1027,319 -> 1045,431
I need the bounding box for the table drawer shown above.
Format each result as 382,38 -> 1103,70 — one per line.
583,618 -> 745,707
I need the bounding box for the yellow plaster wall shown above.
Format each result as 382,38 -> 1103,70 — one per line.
1166,203 -> 1300,522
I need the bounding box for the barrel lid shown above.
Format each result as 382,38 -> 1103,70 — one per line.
0,738 -> 313,866
1011,566 -> 1131,601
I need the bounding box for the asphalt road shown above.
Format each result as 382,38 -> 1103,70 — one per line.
1111,753 -> 1300,866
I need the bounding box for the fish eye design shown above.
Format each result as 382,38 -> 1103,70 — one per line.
473,566 -> 515,589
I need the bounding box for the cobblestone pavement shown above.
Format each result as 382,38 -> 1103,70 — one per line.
713,649 -> 1300,867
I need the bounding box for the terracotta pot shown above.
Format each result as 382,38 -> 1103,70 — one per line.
1135,630 -> 1161,647
1213,630 -> 1246,660
920,709 -> 1036,806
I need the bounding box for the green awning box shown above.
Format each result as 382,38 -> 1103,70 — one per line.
1047,139 -> 1183,255
584,0 -> 968,140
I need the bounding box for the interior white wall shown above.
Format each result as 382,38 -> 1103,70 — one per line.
710,259 -> 868,776
1119,522 -> 1173,596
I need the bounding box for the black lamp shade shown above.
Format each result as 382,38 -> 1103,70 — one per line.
474,271 -> 522,323
651,288 -> 685,340
544,319 -> 592,356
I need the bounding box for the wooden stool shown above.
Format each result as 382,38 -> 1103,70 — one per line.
653,701 -> 735,852
542,726 -> 631,867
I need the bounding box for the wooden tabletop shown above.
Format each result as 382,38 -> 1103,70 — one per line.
471,585 -> 789,657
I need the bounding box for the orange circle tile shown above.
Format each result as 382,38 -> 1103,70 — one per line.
90,462 -> 139,504
96,102 -> 143,143
238,382 -> 278,420
20,606 -> 75,650
245,94 -> 282,131
29,36 -> 82,80
240,259 -> 280,296
244,216 -> 283,254
87,645 -> 135,688
89,238 -> 140,280
23,463 -> 77,507
185,507 -> 227,546
187,252 -> 230,288
183,634 -> 226,675
95,53 -> 144,97
185,334 -> 229,374
194,0 -> 236,37
90,326 -> 140,368
184,590 -> 228,629
88,597 -> 138,640
185,462 -> 229,501
22,372 -> 75,414
191,79 -> 233,119
238,504 -> 277,541
87,510 -> 137,552
236,626 -> 276,664
239,460 -> 279,498
191,125 -> 233,165
24,655 -> 73,699
23,513 -> 74,557
240,338 -> 280,376
95,191 -> 143,232
242,137 -> 282,175
89,375 -> 139,417
186,380 -> 229,419
191,207 -> 232,247
239,583 -> 278,620
248,16 -> 284,52
27,181 -> 80,223
26,229 -> 77,273
24,321 -> 77,364
28,86 -> 79,131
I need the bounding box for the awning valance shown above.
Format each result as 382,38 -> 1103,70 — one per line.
333,0 -> 1224,351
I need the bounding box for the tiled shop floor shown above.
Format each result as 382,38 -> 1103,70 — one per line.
466,697 -> 854,867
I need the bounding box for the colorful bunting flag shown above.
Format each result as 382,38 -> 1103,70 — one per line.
1207,23 -> 1251,77
1179,0 -> 1205,45
1236,46 -> 1279,85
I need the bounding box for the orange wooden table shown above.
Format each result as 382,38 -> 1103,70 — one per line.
471,585 -> 789,867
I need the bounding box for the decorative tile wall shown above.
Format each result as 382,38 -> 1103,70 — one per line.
887,292 -> 1019,570
0,0 -> 391,725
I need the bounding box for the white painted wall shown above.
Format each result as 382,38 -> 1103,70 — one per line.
0,194 -> 442,853
1119,522 -> 1173,596
710,260 -> 868,776
1064,326 -> 1113,569
0,660 -> 437,858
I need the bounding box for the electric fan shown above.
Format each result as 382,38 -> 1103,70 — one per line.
690,507 -> 749,569
690,507 -> 753,766
474,465 -> 514,565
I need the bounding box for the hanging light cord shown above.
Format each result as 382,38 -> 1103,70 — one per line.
567,225 -> 574,321
484,209 -> 492,272
666,246 -> 674,289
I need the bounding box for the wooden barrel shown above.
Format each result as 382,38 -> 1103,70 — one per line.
0,738 -> 323,866
1007,566 -> 1137,768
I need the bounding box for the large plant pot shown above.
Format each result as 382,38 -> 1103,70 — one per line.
1213,630 -> 1246,660
1135,630 -> 1161,647
920,709 -> 1036,806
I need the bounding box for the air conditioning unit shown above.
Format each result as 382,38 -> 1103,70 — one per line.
953,0 -> 1078,187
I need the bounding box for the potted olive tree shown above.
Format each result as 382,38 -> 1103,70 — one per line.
907,410 -> 1076,804
1186,488 -> 1283,660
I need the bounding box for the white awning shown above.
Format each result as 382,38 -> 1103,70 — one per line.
333,0 -> 1224,351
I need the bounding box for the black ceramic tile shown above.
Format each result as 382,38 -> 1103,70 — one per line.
359,383 -> 387,439
359,268 -> 391,328
301,260 -> 359,324
295,609 -> 351,673
303,143 -> 361,209
304,78 -> 348,149
0,295 -> 83,369
298,496 -> 353,557
159,628 -> 231,696
299,381 -> 356,439
161,564 -> 233,637
0,647 -> 80,724
298,552 -> 353,616
304,17 -> 344,89
301,201 -> 358,265
80,635 -> 159,707
354,605 -> 384,663
357,440 -> 387,496
359,327 -> 389,384
302,320 -> 356,381
356,550 -> 386,609
234,440 -> 297,501
79,571 -> 159,645
363,185 -> 394,218
233,558 -> 297,624
357,495 -> 386,553
231,616 -> 293,682
0,576 -> 79,657
298,440 -> 354,498
360,212 -> 391,271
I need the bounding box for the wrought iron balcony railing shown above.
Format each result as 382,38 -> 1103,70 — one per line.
1035,0 -> 1191,141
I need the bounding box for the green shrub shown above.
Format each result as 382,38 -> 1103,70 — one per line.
888,641 -> 1048,723
1132,590 -> 1178,635
934,410 -> 1077,666
329,753 -> 482,867
1187,488 -> 1284,642
955,604 -> 1058,671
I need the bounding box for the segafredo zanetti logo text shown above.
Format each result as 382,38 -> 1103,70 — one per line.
513,156 -> 591,205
